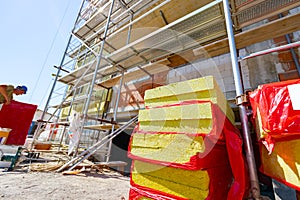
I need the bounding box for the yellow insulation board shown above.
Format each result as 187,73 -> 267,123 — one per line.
255,108 -> 267,139
139,102 -> 222,134
261,138 -> 300,189
144,76 -> 234,123
132,160 -> 210,200
130,133 -> 205,164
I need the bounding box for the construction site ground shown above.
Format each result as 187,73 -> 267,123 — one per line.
0,150 -> 130,200
0,150 -> 295,200
0,170 -> 130,200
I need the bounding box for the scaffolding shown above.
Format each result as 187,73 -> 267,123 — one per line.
32,0 -> 300,198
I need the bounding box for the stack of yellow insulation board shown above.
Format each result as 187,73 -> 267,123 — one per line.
128,76 -> 247,200
129,130 -> 229,168
138,101 -> 227,135
260,138 -> 300,190
249,79 -> 300,191
130,160 -> 233,200
143,76 -> 235,124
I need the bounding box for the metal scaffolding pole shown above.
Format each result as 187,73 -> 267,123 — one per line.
105,12 -> 132,162
239,41 -> 300,61
222,0 -> 260,199
105,70 -> 124,162
73,0 -> 116,156
85,0 -> 171,43
56,115 -> 138,172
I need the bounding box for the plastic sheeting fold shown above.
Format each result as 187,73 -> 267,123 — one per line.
249,79 -> 300,137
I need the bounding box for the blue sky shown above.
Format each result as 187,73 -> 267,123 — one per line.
0,0 -> 81,109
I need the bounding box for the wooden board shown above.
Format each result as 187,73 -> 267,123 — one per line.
83,124 -> 120,130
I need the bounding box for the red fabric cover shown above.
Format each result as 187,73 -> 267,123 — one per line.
129,185 -> 188,200
0,100 -> 37,145
249,79 -> 300,136
128,100 -> 249,199
129,161 -> 233,200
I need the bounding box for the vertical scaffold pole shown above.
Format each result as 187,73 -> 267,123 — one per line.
222,0 -> 260,199
74,0 -> 116,155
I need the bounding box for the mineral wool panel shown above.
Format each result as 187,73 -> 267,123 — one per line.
138,101 -> 227,134
129,131 -> 229,169
260,138 -> 300,191
131,160 -> 232,200
130,133 -> 205,164
144,76 -> 235,123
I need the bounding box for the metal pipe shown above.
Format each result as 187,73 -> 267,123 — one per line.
82,0 -> 149,43
105,4 -> 133,162
126,14 -> 133,45
105,70 -> 125,162
71,32 -> 98,56
222,0 -> 260,199
73,0 -> 116,156
68,115 -> 138,171
107,0 -> 222,59
239,41 -> 300,61
112,0 -> 143,21
57,115 -> 138,172
41,60 -> 97,123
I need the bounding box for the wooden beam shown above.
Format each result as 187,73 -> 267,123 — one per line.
193,12 -> 300,58
83,124 -> 120,130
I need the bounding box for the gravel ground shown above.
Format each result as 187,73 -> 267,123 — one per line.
0,170 -> 130,200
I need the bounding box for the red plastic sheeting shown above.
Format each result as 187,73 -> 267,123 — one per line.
249,79 -> 300,136
128,100 -> 249,200
249,79 -> 300,153
0,100 -> 37,145
129,186 -> 186,200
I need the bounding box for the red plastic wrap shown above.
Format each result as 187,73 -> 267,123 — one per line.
249,79 -> 300,136
223,122 -> 250,200
128,100 -> 249,199
129,185 -> 187,200
0,100 -> 37,145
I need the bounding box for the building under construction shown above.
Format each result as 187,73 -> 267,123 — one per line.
30,0 -> 300,199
